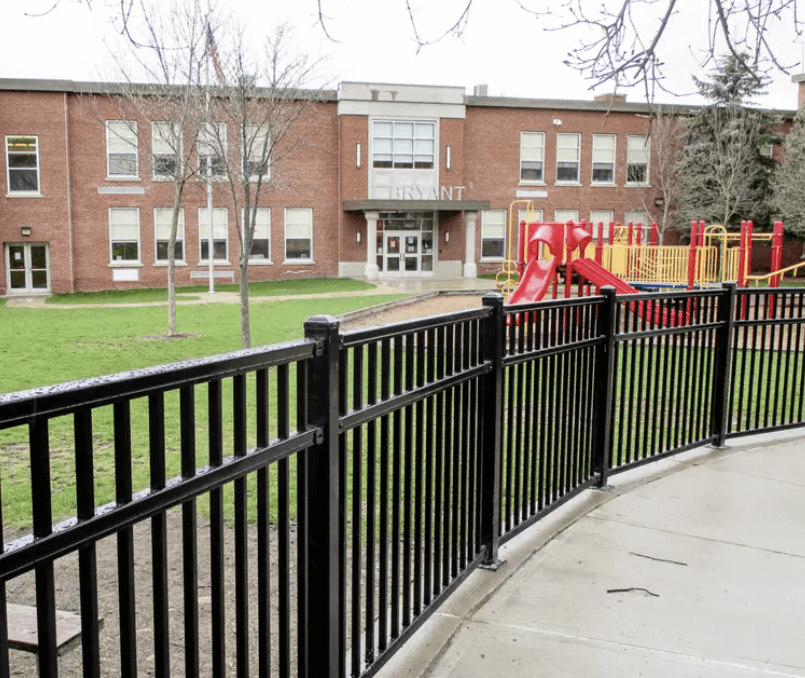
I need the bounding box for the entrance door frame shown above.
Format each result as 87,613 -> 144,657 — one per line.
5,242 -> 51,294
382,230 -> 423,278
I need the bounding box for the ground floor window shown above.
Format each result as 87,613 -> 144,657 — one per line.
285,208 -> 313,261
245,207 -> 271,261
154,207 -> 185,262
481,210 -> 507,260
554,209 -> 579,224
109,207 -> 140,263
198,207 -> 228,262
375,212 -> 435,275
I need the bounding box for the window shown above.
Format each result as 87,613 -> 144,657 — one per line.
154,208 -> 185,262
556,133 -> 580,183
152,122 -> 179,179
627,135 -> 650,185
198,123 -> 226,178
245,124 -> 270,180
592,135 -> 616,184
6,136 -> 39,193
109,208 -> 140,263
520,132 -> 545,182
244,207 -> 271,261
554,210 -> 579,224
372,121 -> 435,169
106,121 -> 138,178
589,210 -> 614,240
518,209 -> 544,257
285,208 -> 313,261
481,210 -> 507,259
198,207 -> 228,261
624,209 -> 648,227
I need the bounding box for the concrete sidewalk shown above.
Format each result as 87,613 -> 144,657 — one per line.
381,430 -> 805,678
2,277 -> 497,309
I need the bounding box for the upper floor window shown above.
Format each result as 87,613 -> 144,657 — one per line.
244,124 -> 271,181
556,133 -> 580,183
481,210 -> 507,260
152,122 -> 179,179
372,121 -> 435,170
592,134 -> 616,184
154,207 -> 185,262
198,123 -> 226,178
520,132 -> 545,183
627,135 -> 650,185
109,207 -> 140,263
6,136 -> 40,194
106,121 -> 138,179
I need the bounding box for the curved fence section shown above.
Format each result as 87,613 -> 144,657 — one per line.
0,284 -> 803,678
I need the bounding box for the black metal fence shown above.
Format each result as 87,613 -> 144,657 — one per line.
0,284 -> 803,678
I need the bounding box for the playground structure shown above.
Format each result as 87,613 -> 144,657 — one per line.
497,203 -> 800,307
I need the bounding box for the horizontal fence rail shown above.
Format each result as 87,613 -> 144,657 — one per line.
0,285 -> 803,678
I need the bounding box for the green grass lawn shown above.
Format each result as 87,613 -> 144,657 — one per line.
0,294 -> 407,528
45,277 -> 377,304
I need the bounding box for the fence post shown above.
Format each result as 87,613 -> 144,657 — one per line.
479,293 -> 505,568
302,315 -> 341,678
710,283 -> 736,448
593,286 -> 617,487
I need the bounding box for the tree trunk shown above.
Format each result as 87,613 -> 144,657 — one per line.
240,258 -> 251,349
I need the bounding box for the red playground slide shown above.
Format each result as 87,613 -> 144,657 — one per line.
572,258 -> 687,327
507,256 -> 556,306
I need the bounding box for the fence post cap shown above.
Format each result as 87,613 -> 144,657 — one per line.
482,292 -> 504,306
303,315 -> 340,331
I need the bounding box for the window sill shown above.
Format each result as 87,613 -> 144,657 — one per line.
248,259 -> 274,266
555,181 -> 581,187
5,192 -> 42,198
284,259 -> 315,265
480,257 -> 506,263
591,182 -> 616,187
248,177 -> 271,183
625,183 -> 651,188
106,176 -> 141,182
197,261 -> 232,267
518,181 -> 546,187
154,261 -> 188,267
109,261 -> 143,268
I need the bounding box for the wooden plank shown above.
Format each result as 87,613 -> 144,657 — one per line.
6,604 -> 102,656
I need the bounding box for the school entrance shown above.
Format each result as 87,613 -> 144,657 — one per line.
376,212 -> 435,278
5,243 -> 50,294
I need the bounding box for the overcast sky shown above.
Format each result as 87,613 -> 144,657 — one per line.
1,0 -> 803,110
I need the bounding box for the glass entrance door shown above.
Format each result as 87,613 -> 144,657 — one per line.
383,231 -> 421,276
6,243 -> 50,294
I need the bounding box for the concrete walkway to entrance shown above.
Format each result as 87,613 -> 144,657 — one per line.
1,277 -> 497,309
380,431 -> 805,678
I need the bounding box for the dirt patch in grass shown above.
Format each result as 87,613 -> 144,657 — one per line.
141,333 -> 203,341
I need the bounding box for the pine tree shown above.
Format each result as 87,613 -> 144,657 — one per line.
772,110 -> 805,238
676,54 -> 779,231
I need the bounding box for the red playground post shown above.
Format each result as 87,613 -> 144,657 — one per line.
771,220 -> 784,288
687,221 -> 699,290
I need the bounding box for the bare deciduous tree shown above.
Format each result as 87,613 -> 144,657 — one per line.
202,22 -> 325,349
103,0 -> 209,335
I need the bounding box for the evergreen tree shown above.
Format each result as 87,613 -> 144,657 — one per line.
772,110 -> 805,238
676,54 -> 779,231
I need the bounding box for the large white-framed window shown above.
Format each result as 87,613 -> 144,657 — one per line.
372,121 -> 435,169
481,210 -> 507,260
109,207 -> 141,263
624,209 -> 648,227
520,132 -> 545,183
626,135 -> 650,185
556,133 -> 581,183
245,124 -> 271,181
6,135 -> 40,195
244,207 -> 271,262
106,121 -> 138,179
198,122 -> 226,178
554,209 -> 579,224
152,121 -> 179,180
198,207 -> 229,262
285,208 -> 313,262
154,207 -> 185,263
591,134 -> 616,185
589,210 -> 614,241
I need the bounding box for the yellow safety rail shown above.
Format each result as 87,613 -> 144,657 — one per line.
496,200 -> 537,297
746,260 -> 805,286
